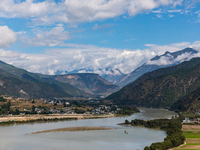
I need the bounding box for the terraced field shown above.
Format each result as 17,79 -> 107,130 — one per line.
174,125 -> 200,150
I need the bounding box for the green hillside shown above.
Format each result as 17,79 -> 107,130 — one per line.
106,57 -> 200,108
0,60 -> 119,98
0,61 -> 89,98
171,87 -> 200,112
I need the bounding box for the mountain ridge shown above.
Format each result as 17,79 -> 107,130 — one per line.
106,57 -> 200,108
38,73 -> 120,96
113,48 -> 198,87
0,60 -> 120,98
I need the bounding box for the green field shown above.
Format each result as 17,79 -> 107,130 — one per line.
184,132 -> 200,138
175,126 -> 200,150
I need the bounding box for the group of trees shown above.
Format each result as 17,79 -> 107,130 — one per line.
0,100 -> 11,115
117,106 -> 140,115
125,118 -> 185,150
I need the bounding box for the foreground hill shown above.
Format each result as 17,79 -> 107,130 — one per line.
106,57 -> 200,108
0,61 -> 90,98
38,73 -> 120,96
114,48 -> 198,87
0,60 -> 120,97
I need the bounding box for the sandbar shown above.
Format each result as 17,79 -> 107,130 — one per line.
30,126 -> 112,134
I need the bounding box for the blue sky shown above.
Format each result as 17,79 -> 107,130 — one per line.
0,0 -> 200,75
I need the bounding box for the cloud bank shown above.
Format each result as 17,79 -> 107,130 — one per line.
0,41 -> 199,76
0,0 -> 184,24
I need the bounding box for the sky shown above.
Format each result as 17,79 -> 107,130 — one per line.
1,0 -> 200,76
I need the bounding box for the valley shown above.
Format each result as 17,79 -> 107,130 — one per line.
0,47 -> 200,150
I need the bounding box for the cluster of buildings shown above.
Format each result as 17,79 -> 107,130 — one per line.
90,105 -> 121,115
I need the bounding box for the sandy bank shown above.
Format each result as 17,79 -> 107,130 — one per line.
0,114 -> 114,122
30,126 -> 112,134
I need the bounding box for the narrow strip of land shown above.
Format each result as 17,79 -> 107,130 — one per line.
0,114 -> 114,122
30,126 -> 112,134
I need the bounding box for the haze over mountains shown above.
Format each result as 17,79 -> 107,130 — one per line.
55,68 -> 124,83
55,48 -> 199,88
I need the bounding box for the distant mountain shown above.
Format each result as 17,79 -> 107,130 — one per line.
171,87 -> 200,112
54,67 -> 124,83
98,68 -> 125,83
106,57 -> 200,108
38,73 -> 120,96
113,48 -> 198,87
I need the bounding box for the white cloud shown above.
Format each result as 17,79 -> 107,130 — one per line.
0,41 -> 200,76
0,49 -> 19,58
93,23 -> 114,30
196,10 -> 200,18
156,14 -> 162,18
167,9 -> 182,13
0,0 -> 184,24
0,26 -> 18,48
146,52 -> 197,66
169,14 -> 175,17
21,24 -> 71,47
123,38 -> 136,42
152,9 -> 163,13
145,41 -> 192,55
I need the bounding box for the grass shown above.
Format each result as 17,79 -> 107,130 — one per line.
186,143 -> 200,145
184,132 -> 200,138
174,149 -> 200,150
174,125 -> 200,150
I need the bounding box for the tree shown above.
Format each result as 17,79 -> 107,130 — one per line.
32,105 -> 35,112
125,119 -> 129,124
63,102 -> 66,107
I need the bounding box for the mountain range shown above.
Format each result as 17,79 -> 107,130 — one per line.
106,57 -> 200,108
38,73 -> 120,96
0,60 -> 120,99
55,67 -> 124,83
113,48 -> 198,87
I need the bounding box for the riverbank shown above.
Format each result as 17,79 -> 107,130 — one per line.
0,114 -> 115,125
122,118 -> 185,150
0,107 -> 176,150
30,126 -> 112,134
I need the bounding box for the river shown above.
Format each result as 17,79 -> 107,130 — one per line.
0,108 -> 177,150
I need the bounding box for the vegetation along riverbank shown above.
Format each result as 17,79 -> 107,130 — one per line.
123,116 -> 185,150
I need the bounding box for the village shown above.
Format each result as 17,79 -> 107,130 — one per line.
0,96 -> 123,116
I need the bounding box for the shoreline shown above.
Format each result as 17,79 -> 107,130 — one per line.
0,114 -> 115,125
30,126 -> 112,134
